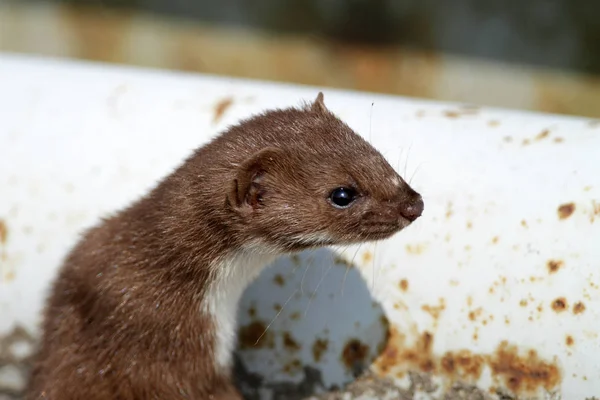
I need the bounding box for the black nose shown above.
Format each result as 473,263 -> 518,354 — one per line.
400,196 -> 424,222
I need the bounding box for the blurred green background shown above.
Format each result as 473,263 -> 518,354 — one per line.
2,0 -> 600,117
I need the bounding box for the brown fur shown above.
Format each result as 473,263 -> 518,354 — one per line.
26,93 -> 423,399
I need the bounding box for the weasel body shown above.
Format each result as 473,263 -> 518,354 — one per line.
27,93 -> 424,399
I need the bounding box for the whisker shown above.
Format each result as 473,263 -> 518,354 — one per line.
304,259 -> 333,317
254,288 -> 298,345
300,249 -> 316,294
409,161 -> 425,185
403,143 -> 413,179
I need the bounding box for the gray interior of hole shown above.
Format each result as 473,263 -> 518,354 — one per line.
234,248 -> 388,399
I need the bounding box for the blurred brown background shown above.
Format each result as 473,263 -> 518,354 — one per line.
1,0 -> 600,117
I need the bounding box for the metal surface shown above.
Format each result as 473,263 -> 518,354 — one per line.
0,53 -> 599,399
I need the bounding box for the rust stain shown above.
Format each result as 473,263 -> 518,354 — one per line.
573,302 -> 586,315
553,137 -> 564,143
547,260 -> 564,274
273,303 -> 282,312
565,336 -> 574,346
520,219 -> 528,228
238,321 -> 274,349
273,274 -> 285,286
522,138 -> 531,146
445,202 -> 453,219
535,129 -> 550,141
519,299 -> 528,307
551,298 -> 567,313
333,255 -> 352,267
399,279 -> 409,292
0,219 -> 7,243
591,200 -> 600,223
290,254 -> 301,266
491,236 -> 499,244
405,243 -> 427,255
421,298 -> 446,327
361,251 -> 373,264
557,203 -> 575,219
247,306 -> 256,317
374,325 -> 561,395
441,350 -> 485,381
213,97 -> 234,124
488,120 -> 500,127
468,307 -> 483,322
289,311 -> 301,321
466,221 -> 473,229
341,338 -> 370,372
312,338 -> 329,362
490,342 -> 561,394
282,359 -> 302,375
282,331 -> 301,352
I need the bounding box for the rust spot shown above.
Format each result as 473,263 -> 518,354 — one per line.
273,303 -> 282,312
282,359 -> 302,375
468,307 -> 484,322
573,302 -> 586,315
333,255 -> 352,267
399,279 -> 409,292
491,236 -> 499,244
282,331 -> 301,352
441,350 -> 485,380
553,137 -> 564,143
557,203 -> 575,219
551,298 -> 567,312
535,129 -> 550,141
519,299 -> 528,307
273,274 -> 285,286
247,306 -> 256,317
522,139 -> 531,146
443,111 -> 460,119
375,326 -> 560,394
312,338 -> 329,362
238,321 -> 274,349
488,120 -> 500,127
547,260 -> 563,274
421,298 -> 446,322
489,341 -> 561,394
289,311 -> 301,320
3,270 -> 15,282
213,97 -> 234,124
520,219 -> 528,228
591,200 -> 600,223
445,202 -> 453,219
290,254 -> 301,266
565,336 -> 574,346
405,243 -> 427,255
466,221 -> 473,229
0,219 -> 7,244
341,339 -> 370,371
361,251 -> 373,264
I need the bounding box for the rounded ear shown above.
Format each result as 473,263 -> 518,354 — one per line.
227,147 -> 285,215
310,92 -> 328,115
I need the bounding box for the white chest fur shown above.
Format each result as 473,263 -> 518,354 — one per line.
203,248 -> 279,369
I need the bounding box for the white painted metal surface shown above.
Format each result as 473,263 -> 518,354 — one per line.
0,53 -> 599,399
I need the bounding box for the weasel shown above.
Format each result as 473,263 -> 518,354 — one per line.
26,93 -> 424,399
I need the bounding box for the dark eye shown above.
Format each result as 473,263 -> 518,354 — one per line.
329,187 -> 358,209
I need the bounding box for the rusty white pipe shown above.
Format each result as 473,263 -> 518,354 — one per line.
0,53 -> 599,399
